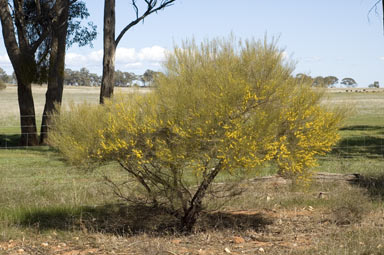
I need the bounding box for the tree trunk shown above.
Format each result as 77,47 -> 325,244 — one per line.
40,0 -> 69,144
0,1 -> 38,146
17,79 -> 39,146
100,0 -> 116,104
180,162 -> 223,232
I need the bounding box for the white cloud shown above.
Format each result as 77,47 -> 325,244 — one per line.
380,57 -> 384,61
89,50 -> 103,62
116,48 -> 136,62
66,52 -> 88,66
64,46 -> 167,73
138,46 -> 167,62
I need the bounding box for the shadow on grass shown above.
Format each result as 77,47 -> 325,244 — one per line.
331,135 -> 384,158
198,211 -> 272,231
19,204 -> 272,235
340,125 -> 384,132
0,134 -> 20,147
0,133 -> 56,153
352,174 -> 384,200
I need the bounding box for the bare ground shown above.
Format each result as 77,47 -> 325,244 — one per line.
1,178 -> 383,255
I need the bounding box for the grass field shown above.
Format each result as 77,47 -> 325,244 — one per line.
0,86 -> 383,254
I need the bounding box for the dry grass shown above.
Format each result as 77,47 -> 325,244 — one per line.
1,180 -> 383,254
0,87 -> 384,254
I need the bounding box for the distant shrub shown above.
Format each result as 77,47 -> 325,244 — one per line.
49,36 -> 344,231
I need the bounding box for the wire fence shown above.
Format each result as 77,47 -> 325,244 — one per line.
0,114 -> 50,149
1,115 -> 384,159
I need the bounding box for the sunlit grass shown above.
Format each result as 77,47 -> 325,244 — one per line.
0,87 -> 383,253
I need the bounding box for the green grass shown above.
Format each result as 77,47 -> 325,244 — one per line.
0,87 -> 384,253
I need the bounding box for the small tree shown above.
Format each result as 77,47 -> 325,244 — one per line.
341,77 -> 357,87
324,76 -> 339,87
312,76 -> 325,87
0,67 -> 10,83
49,37 -> 343,232
368,81 -> 380,88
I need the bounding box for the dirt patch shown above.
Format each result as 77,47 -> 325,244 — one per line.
1,206 -> 374,255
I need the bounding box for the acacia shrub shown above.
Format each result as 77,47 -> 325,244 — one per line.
49,37 -> 343,231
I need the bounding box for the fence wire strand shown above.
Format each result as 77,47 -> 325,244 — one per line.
0,115 -> 383,159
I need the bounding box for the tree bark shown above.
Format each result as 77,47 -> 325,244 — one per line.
0,0 -> 38,146
17,79 -> 39,146
40,0 -> 69,144
100,0 -> 116,104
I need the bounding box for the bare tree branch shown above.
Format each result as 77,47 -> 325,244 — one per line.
115,0 -> 175,47
382,0 -> 384,31
34,0 -> 41,15
368,0 -> 384,29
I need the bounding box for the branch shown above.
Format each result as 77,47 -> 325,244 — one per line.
31,28 -> 51,53
13,0 -> 30,50
367,0 -> 384,33
115,0 -> 175,47
0,0 -> 21,58
34,0 -> 41,15
36,45 -> 50,66
118,160 -> 153,195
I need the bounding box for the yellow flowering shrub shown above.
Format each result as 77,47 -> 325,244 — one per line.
49,36 -> 343,231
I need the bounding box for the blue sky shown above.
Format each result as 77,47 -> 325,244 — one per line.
1,0 -> 384,86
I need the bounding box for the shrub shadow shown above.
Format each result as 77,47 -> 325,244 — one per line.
351,174 -> 384,200
0,133 -> 56,152
339,125 -> 384,132
0,134 -> 20,148
198,211 -> 273,231
331,135 -> 384,158
19,204 -> 273,235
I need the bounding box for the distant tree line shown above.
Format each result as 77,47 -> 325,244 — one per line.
295,74 -> 358,88
294,74 -> 380,88
64,68 -> 160,87
0,66 -> 159,87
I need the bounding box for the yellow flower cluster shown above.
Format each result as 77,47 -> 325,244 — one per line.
49,36 -> 343,185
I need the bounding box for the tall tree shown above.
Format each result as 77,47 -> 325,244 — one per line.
0,0 -> 96,145
39,1 -> 96,144
0,0 -> 51,145
39,0 -> 70,144
100,0 -> 176,103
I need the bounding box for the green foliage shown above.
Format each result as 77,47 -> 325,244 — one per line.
296,74 -> 339,88
341,77 -> 357,87
48,102 -> 107,166
49,36 -> 343,230
368,81 -> 380,88
0,67 -> 10,83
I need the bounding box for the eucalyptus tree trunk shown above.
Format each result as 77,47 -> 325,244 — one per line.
17,77 -> 39,146
99,0 -> 176,104
100,0 -> 116,104
40,0 -> 69,144
0,0 -> 38,146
